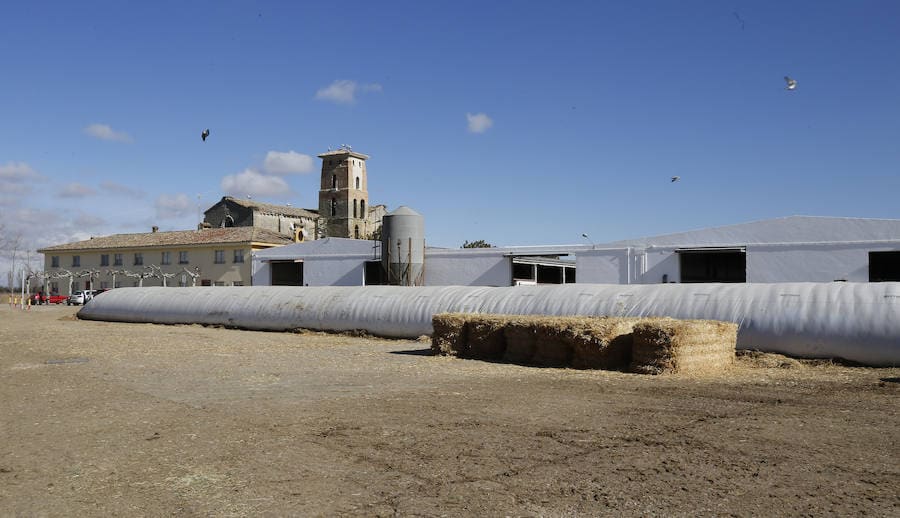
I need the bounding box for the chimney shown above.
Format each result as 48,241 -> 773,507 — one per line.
152,226 -> 159,233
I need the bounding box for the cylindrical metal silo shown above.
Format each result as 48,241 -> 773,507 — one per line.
381,206 -> 425,286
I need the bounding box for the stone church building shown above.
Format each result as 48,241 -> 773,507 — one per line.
203,148 -> 386,241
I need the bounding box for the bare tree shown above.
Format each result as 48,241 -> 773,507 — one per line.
146,264 -> 177,287
181,266 -> 201,287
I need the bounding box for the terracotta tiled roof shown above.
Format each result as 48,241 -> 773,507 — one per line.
37,227 -> 293,252
217,196 -> 319,219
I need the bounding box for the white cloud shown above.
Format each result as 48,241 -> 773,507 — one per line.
155,193 -> 194,220
0,161 -> 42,180
83,123 -> 133,143
73,213 -> 106,228
220,169 -> 291,199
264,150 -> 315,175
0,162 -> 43,205
100,181 -> 146,199
467,112 -> 494,134
59,183 -> 97,198
315,80 -> 383,104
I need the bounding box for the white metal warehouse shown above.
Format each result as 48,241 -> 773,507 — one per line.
251,216 -> 900,287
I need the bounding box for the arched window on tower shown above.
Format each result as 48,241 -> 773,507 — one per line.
354,225 -> 360,239
331,198 -> 337,217
355,177 -> 360,189
360,200 -> 365,218
331,174 -> 337,189
353,199 -> 358,218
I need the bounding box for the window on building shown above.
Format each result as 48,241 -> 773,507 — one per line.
161,251 -> 170,265
271,261 -> 303,286
201,279 -> 212,286
356,177 -> 360,189
360,200 -> 365,216
214,250 -> 225,264
537,264 -> 564,284
869,251 -> 900,282
73,281 -> 81,291
331,198 -> 337,217
50,282 -> 59,294
332,174 -> 337,189
232,281 -> 244,286
354,225 -> 360,239
364,261 -> 386,285
72,255 -> 80,267
213,281 -> 225,286
100,254 -> 109,266
179,251 -> 189,264
234,249 -> 245,263
678,249 -> 746,283
50,256 -> 59,267
114,253 -> 123,266
134,253 -> 143,265
513,262 -> 535,281
353,199 -> 358,218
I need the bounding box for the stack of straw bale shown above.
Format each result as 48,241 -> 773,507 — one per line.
431,313 -> 737,375
630,318 -> 737,375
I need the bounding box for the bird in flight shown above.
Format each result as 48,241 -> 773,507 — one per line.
671,176 -> 680,183
201,128 -> 210,141
784,76 -> 797,91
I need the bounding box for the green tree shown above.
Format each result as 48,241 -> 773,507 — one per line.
462,239 -> 493,248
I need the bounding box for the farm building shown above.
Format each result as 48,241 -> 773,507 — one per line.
252,215 -> 900,287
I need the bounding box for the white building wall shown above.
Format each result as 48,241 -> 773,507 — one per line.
746,244 -> 900,283
575,249 -> 626,283
304,257 -> 366,286
252,255 -> 368,286
575,242 -> 900,284
425,254 -> 512,286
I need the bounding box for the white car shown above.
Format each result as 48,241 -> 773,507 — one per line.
67,290 -> 96,306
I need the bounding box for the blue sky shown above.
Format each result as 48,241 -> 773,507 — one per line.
2,1 -> 899,274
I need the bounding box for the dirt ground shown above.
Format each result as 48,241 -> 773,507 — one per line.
1,304 -> 898,517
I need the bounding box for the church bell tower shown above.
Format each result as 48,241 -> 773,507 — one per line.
317,147 -> 370,239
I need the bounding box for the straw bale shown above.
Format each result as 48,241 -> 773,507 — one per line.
431,313 -> 470,356
630,318 -> 737,375
570,317 -> 640,371
466,314 -> 509,360
503,317 -> 539,364
531,316 -> 580,367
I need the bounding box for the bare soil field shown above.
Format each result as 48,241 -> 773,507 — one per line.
1,304 -> 898,517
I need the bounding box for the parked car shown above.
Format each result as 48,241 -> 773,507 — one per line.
67,290 -> 96,306
47,294 -> 68,304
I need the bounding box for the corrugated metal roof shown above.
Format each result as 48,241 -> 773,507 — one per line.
605,216 -> 900,247
38,227 -> 293,252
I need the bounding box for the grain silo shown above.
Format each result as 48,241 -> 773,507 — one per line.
381,206 -> 425,286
